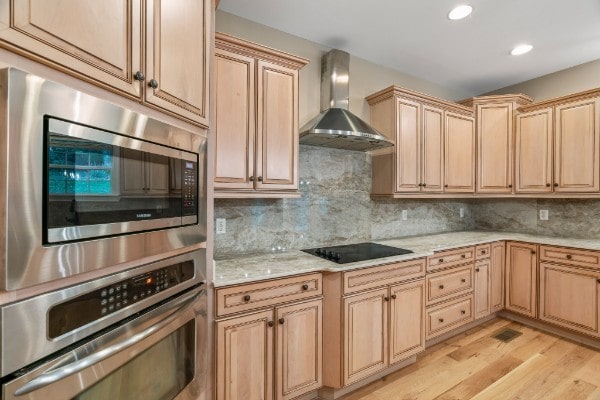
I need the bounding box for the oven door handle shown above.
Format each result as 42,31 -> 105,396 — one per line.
13,287 -> 202,397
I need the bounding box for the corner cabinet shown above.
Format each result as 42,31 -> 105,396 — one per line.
0,0 -> 211,126
367,86 -> 474,197
214,33 -> 308,198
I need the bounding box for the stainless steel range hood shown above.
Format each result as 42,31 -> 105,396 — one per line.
299,49 -> 394,152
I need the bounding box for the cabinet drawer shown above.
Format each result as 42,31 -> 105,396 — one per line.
426,295 -> 474,339
427,247 -> 475,272
475,244 -> 491,260
343,258 -> 426,295
539,246 -> 600,270
216,273 -> 322,316
426,265 -> 474,305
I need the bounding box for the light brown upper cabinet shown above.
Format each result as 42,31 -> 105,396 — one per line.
467,95 -> 533,193
516,91 -> 600,194
367,86 -> 474,197
0,0 -> 211,126
214,33 -> 308,198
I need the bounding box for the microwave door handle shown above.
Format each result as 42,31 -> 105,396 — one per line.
13,287 -> 202,397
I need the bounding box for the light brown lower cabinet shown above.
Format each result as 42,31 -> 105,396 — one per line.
473,241 -> 506,319
474,259 -> 491,319
490,242 -> 506,312
505,242 -> 538,318
539,262 -> 600,337
216,299 -> 322,400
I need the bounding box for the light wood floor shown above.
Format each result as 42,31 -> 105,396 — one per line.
339,318 -> 600,400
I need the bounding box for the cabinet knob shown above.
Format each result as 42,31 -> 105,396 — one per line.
480,250 -> 486,254
439,318 -> 444,323
508,184 -> 512,188
249,176 -> 255,182
301,284 -> 309,290
243,294 -> 251,302
134,71 -> 145,81
268,321 -> 274,327
531,250 -> 536,255
476,267 -> 480,272
148,79 -> 159,89
257,176 -> 263,182
439,284 -> 444,290
439,258 -> 444,263
391,294 -> 397,300
278,318 -> 285,325
444,184 -> 448,188
423,183 -> 427,187
554,183 -> 559,187
461,310 -> 466,315
566,254 -> 572,260
461,254 -> 466,258
384,296 -> 389,302
461,278 -> 466,283
546,183 -> 551,187
597,278 -> 600,284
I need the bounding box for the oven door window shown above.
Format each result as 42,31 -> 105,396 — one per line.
73,320 -> 194,400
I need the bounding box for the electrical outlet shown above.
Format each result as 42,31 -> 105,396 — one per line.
460,208 -> 464,218
539,210 -> 549,221
402,210 -> 408,221
216,218 -> 226,234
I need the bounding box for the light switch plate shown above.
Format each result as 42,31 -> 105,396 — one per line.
539,210 -> 549,221
216,218 -> 226,234
402,210 -> 408,221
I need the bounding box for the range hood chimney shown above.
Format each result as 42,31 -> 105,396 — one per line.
299,49 -> 394,152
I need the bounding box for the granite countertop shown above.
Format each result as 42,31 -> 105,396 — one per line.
213,231 -> 600,287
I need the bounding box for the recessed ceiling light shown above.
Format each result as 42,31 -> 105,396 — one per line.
511,44 -> 533,56
448,5 -> 473,20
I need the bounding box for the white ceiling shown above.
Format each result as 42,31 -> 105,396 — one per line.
218,0 -> 600,95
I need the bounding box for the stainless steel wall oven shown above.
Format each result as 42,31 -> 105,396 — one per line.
0,68 -> 207,291
0,249 -> 207,400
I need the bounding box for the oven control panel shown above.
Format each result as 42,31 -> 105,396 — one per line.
48,261 -> 194,339
182,161 -> 197,216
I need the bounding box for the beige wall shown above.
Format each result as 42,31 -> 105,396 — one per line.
216,11 -> 471,127
484,59 -> 600,101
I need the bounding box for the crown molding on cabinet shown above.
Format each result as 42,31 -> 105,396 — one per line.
366,86 -> 474,116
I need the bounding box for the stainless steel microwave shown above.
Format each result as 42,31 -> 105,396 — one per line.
0,68 -> 207,291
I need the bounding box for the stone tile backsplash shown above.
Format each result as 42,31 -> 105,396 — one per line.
214,145 -> 474,257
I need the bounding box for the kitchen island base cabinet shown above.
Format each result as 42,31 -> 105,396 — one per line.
505,242 -> 538,318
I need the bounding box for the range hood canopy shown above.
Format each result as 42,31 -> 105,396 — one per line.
299,49 -> 394,152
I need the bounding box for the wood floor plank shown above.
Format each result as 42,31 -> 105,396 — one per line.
338,318 -> 600,400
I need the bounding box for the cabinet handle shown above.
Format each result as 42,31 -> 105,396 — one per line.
461,310 -> 466,315
461,278 -> 466,283
546,183 -> 551,187
243,294 -> 251,302
148,79 -> 159,89
476,267 -> 480,272
439,258 -> 444,263
134,71 -> 145,81
444,184 -> 448,188
439,318 -> 444,323
597,279 -> 600,284
531,251 -> 536,255
439,284 -> 444,290
249,176 -> 255,182
384,296 -> 389,302
480,250 -> 486,254
301,284 -> 309,290
423,183 -> 427,187
461,254 -> 466,258
554,183 -> 559,187
508,184 -> 512,188
257,176 -> 263,182
278,318 -> 285,325
268,321 -> 274,327
391,294 -> 397,300
566,254 -> 572,260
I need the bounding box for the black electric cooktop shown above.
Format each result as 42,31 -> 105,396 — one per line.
301,242 -> 413,264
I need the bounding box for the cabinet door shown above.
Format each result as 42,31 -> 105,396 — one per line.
0,0 -> 141,96
505,242 -> 538,318
422,105 -> 444,192
214,48 -> 256,190
490,242 -> 505,312
539,262 -> 600,337
145,0 -> 210,126
395,98 -> 421,192
515,108 -> 553,193
554,98 -> 600,192
444,112 -> 475,192
477,103 -> 513,193
343,288 -> 388,386
120,148 -> 146,195
389,280 -> 425,364
255,60 -> 298,191
276,300 -> 322,400
474,260 -> 491,319
216,310 -> 274,400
